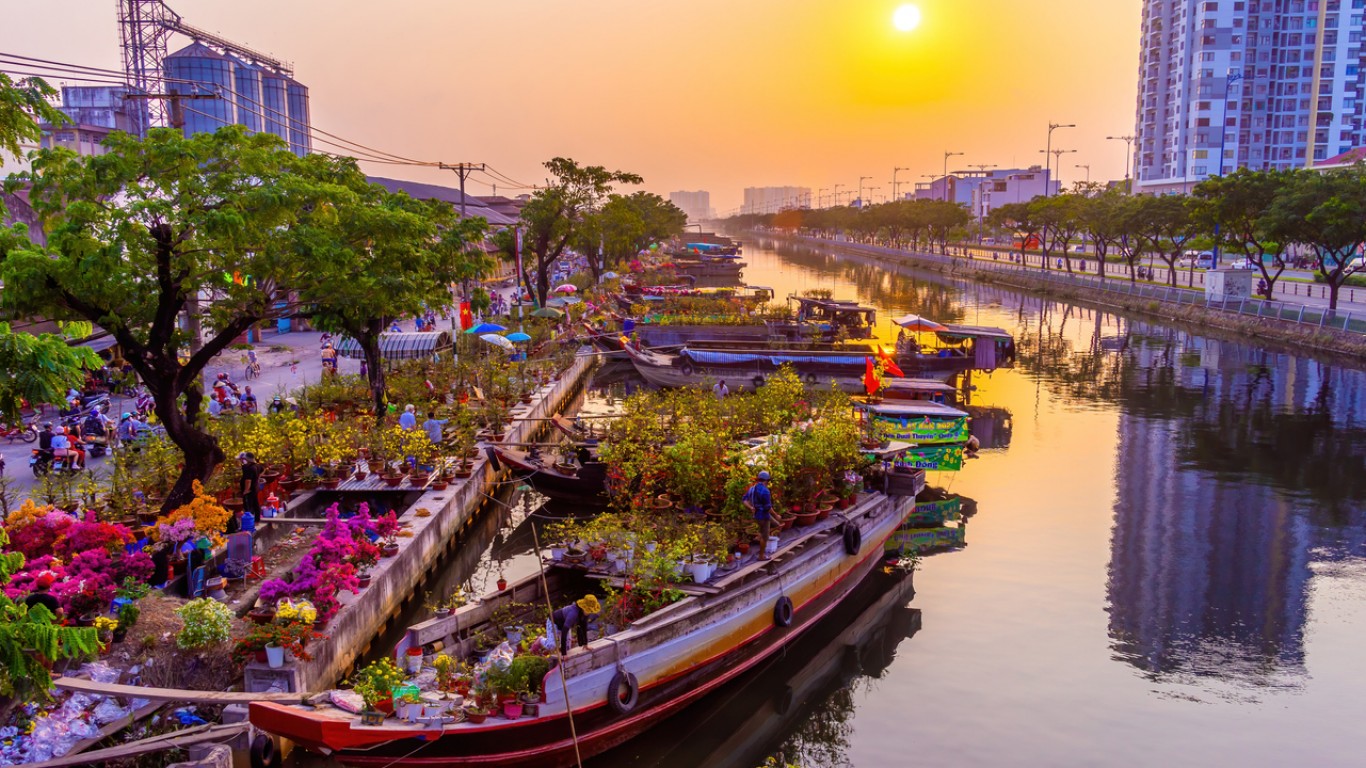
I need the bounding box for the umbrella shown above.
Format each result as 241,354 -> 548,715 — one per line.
480,333 -> 514,350
506,332 -> 532,343
601,271 -> 620,280
561,296 -> 583,305
531,307 -> 564,319
554,284 -> 578,294
892,314 -> 948,332
468,322 -> 507,334
546,297 -> 569,308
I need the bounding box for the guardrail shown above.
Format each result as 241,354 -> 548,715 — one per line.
794,236 -> 1366,337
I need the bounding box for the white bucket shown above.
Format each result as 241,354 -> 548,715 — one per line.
766,536 -> 779,556
265,644 -> 285,669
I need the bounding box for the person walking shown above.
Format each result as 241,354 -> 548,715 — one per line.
742,470 -> 776,559
712,379 -> 729,399
399,404 -> 418,431
422,412 -> 449,445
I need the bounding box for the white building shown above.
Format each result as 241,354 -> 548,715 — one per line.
669,190 -> 714,223
742,186 -> 812,214
972,167 -> 1056,221
1134,0 -> 1366,195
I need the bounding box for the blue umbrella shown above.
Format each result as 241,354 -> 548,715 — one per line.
506,332 -> 532,343
467,322 -> 507,334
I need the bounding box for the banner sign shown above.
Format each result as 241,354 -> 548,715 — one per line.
886,525 -> 966,554
906,497 -> 962,526
873,415 -> 969,445
891,445 -> 965,472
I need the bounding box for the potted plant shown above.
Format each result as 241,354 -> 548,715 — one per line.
115,602 -> 138,642
553,443 -> 579,477
396,689 -> 423,721
463,702 -> 490,724
349,657 -> 406,722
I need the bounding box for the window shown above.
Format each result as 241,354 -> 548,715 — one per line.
1194,149 -> 1210,158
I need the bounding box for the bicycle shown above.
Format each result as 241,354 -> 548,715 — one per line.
242,354 -> 261,380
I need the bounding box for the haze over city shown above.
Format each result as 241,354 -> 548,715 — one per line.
6,0 -> 1141,212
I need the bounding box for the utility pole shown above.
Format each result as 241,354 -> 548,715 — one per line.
892,167 -> 909,201
833,184 -> 844,207
818,188 -> 828,208
123,91 -> 219,130
1041,148 -> 1077,191
858,176 -> 872,207
438,163 -> 487,217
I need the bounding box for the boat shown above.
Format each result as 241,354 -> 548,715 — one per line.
488,443 -> 609,504
248,489 -> 918,767
790,296 -> 877,341
931,324 -> 1017,370
881,378 -> 958,403
859,401 -> 973,472
622,342 -> 973,393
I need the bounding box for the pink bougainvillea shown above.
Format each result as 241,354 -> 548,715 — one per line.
6,510 -> 74,560
259,503 -> 378,624
53,521 -> 135,561
4,555 -> 65,601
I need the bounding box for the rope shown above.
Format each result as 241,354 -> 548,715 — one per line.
529,519 -> 585,768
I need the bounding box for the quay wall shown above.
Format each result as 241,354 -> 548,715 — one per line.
755,231 -> 1366,363
284,352 -> 598,693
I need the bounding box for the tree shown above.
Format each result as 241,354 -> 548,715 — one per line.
1078,189 -> 1130,282
923,200 -> 970,254
2,127 -> 340,510
1267,167 -> 1366,311
1192,168 -> 1295,296
291,155 -> 491,418
1031,194 -> 1084,272
575,192 -> 685,274
989,202 -> 1042,264
0,75 -> 105,421
516,158 -> 642,301
1129,194 -> 1195,286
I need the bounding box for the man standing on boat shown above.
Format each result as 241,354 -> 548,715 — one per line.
553,595 -> 601,655
713,379 -> 729,399
743,470 -> 775,560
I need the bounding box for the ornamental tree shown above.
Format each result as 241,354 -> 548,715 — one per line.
2,126 -> 350,510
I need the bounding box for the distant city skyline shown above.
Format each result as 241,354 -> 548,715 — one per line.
6,0 -> 1142,213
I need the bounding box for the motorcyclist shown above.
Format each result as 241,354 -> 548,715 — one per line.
38,422 -> 54,452
50,427 -> 81,470
117,412 -> 149,443
240,386 -> 258,414
82,408 -> 110,449
268,396 -> 286,415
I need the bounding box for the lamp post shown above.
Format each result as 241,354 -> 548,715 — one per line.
1213,72 -> 1246,267
1075,164 -> 1091,184
865,186 -> 880,205
942,151 -> 964,201
892,167 -> 909,201
1041,148 -> 1077,192
1044,122 -> 1075,196
818,188 -> 828,208
858,176 -> 872,207
833,183 -> 843,207
1106,134 -> 1136,189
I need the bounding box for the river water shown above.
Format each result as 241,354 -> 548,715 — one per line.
588,236 -> 1366,767
386,235 -> 1366,767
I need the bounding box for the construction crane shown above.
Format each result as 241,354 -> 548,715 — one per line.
117,0 -> 291,135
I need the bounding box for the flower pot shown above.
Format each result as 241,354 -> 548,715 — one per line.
375,697 -> 394,715
405,647 -> 424,674
522,700 -> 540,718
248,608 -> 276,625
816,504 -> 834,521
549,543 -> 566,561
357,573 -> 372,589
354,470 -> 369,481
737,542 -> 751,555
434,608 -> 451,618
465,709 -> 489,724
381,474 -> 404,488
224,498 -> 244,513
794,511 -> 820,527
265,643 -> 286,669
840,495 -> 855,509
320,477 -> 342,490
502,701 -> 524,719
382,543 -> 401,557
361,709 -> 385,726
496,578 -> 508,591
409,473 -> 430,487
279,478 -> 300,493
553,462 -> 578,477
505,628 -> 524,646
430,481 -> 449,491
255,649 -> 268,663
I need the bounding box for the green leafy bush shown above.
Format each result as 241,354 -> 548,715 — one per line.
174,598 -> 233,649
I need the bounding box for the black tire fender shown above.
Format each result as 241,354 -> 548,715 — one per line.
250,734 -> 281,768
773,595 -> 794,627
842,523 -> 862,556
607,669 -> 639,715
680,361 -> 695,377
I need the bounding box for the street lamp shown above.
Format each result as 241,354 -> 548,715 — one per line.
892,167 -> 909,201
942,151 -> 964,201
1041,148 -> 1077,192
1213,72 -> 1248,267
1044,122 -> 1075,196
858,176 -> 872,207
1075,164 -> 1091,184
818,188 -> 828,208
1106,134 -> 1136,188
865,186 -> 880,204
833,183 -> 844,207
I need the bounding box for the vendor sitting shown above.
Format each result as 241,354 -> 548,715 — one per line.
552,594 -> 601,655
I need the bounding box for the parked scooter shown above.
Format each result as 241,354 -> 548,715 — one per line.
0,422 -> 38,444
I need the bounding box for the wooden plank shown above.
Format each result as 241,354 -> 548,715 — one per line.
53,676 -> 317,704
62,701 -> 163,759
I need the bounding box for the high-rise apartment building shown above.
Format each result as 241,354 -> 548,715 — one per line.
1134,0 -> 1366,195
742,186 -> 812,214
669,190 -> 714,223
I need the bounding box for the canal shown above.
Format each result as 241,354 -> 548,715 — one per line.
379,235 -> 1366,767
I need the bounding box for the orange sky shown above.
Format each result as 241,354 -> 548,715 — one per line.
7,0 -> 1142,213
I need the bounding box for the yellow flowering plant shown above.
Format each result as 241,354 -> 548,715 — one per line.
93,617 -> 119,633
155,481 -> 231,547
275,598 -> 318,625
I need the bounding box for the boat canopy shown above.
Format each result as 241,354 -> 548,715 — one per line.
684,349 -> 866,367
857,400 -> 969,419
934,324 -> 1013,342
335,331 -> 452,360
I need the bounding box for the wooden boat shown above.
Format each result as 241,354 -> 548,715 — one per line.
248,490 -> 917,767
859,401 -> 973,472
488,443 -> 608,504
881,378 -> 958,403
931,324 -> 1017,370
622,342 -> 973,393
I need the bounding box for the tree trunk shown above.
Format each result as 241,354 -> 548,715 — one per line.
153,381 -> 224,513
1329,279 -> 1341,312
1096,245 -> 1107,281
356,320 -> 387,423
535,257 -> 551,307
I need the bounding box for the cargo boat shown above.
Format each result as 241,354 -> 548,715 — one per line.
248,489 -> 918,767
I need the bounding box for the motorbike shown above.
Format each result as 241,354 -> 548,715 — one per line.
60,394 -> 110,418
29,448 -> 81,477
0,422 -> 38,444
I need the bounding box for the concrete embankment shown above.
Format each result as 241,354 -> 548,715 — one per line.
761,232 -> 1366,362
251,353 -> 598,695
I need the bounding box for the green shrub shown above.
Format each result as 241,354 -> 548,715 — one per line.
174,599 -> 233,649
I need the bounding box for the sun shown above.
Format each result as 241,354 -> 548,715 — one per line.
892,3 -> 922,32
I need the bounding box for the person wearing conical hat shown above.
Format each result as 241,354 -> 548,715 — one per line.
552,594 -> 601,656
